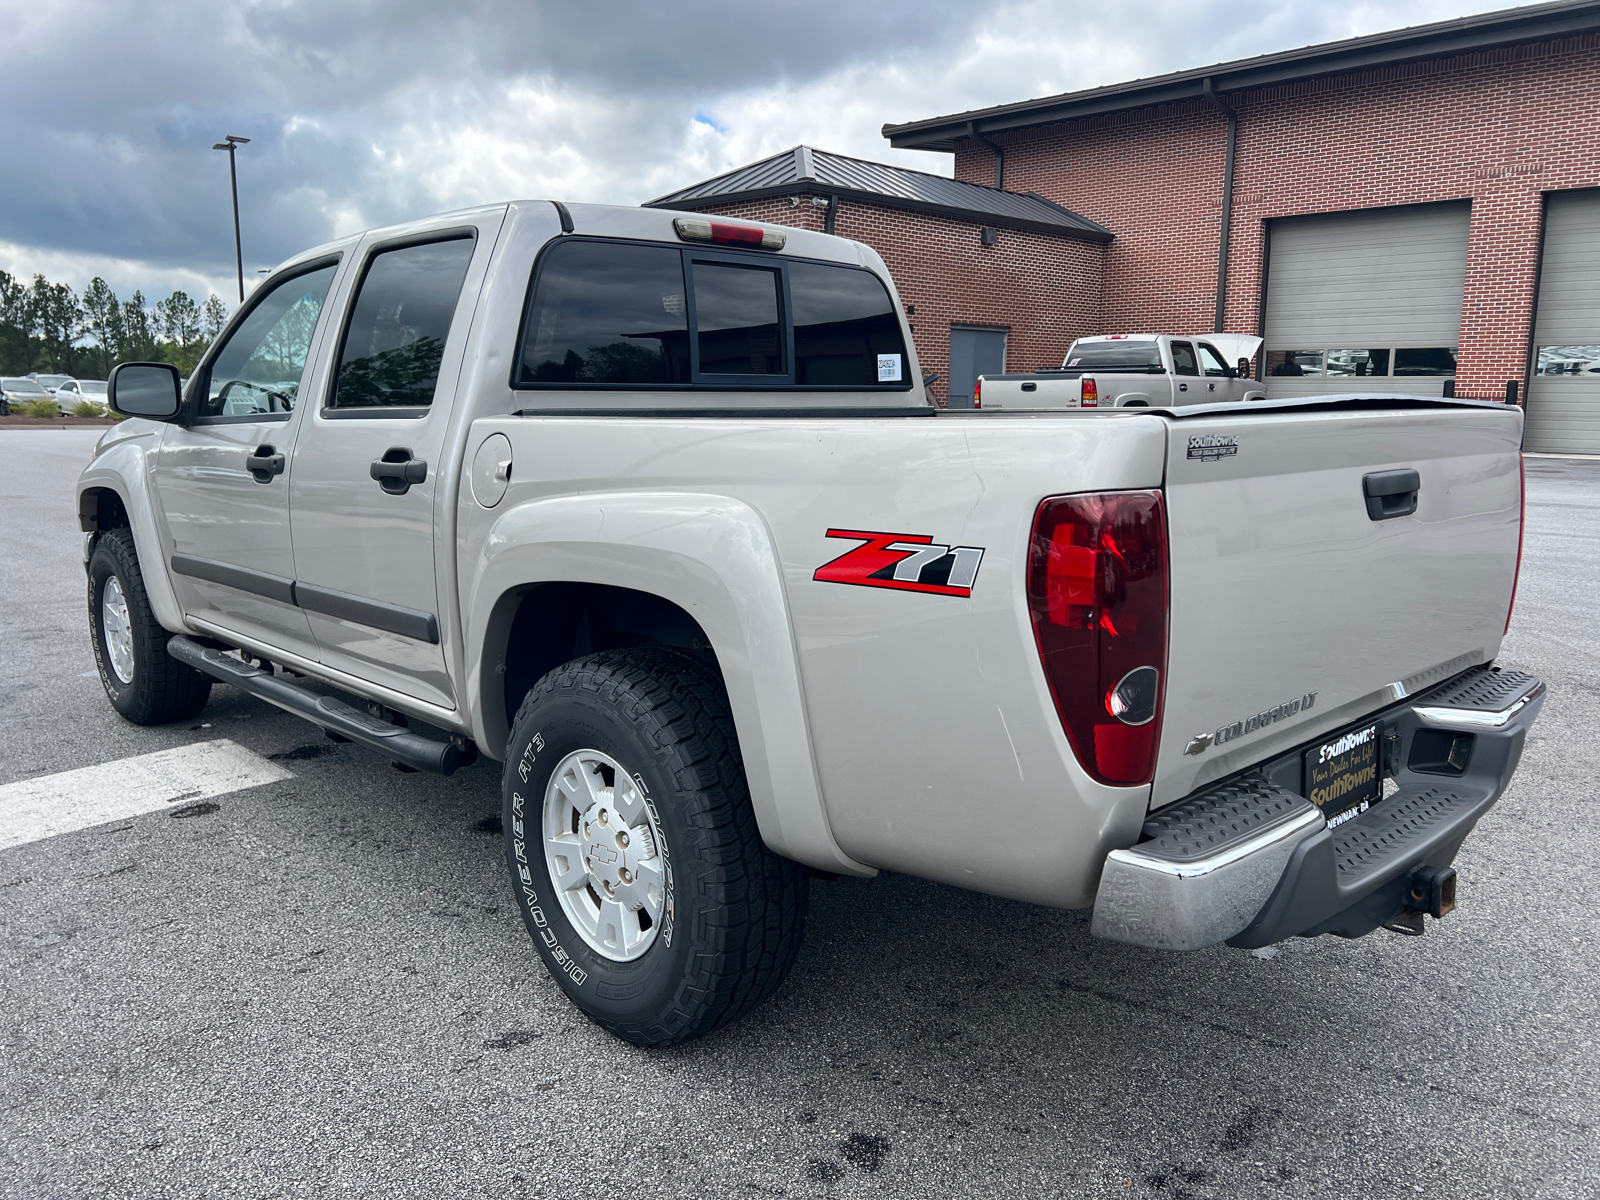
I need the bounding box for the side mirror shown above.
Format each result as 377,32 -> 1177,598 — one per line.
1237,357 -> 1252,379
108,362 -> 183,421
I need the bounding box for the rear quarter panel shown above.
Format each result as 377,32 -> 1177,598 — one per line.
461,411 -> 1169,907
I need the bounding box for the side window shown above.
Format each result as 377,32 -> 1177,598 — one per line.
1170,341 -> 1199,377
1197,343 -> 1230,377
691,261 -> 783,375
790,261 -> 908,385
201,263 -> 337,418
519,241 -> 690,384
329,237 -> 475,410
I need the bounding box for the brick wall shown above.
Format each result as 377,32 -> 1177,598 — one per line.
950,33 -> 1600,400
676,197 -> 1104,405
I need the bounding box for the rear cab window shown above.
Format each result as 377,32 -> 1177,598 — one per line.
514,237 -> 912,400
1063,340 -> 1163,371
1170,341 -> 1200,377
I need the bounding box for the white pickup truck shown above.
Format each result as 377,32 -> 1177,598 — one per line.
975,333 -> 1269,408
79,201 -> 1542,1047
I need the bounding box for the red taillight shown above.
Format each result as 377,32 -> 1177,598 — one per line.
1081,377 -> 1098,408
1027,491 -> 1169,785
672,216 -> 786,251
1506,455 -> 1525,633
973,378 -> 982,408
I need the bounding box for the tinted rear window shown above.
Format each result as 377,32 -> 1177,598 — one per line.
693,262 -> 783,375
790,261 -> 906,385
520,241 -> 690,385
516,239 -> 910,391
1064,340 -> 1163,370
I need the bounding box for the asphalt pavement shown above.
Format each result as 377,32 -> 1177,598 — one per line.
2,428 -> 1597,1199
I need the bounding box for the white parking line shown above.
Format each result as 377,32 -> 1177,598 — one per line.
0,740 -> 292,852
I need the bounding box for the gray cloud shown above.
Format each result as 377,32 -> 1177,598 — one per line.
1,0 -> 1513,300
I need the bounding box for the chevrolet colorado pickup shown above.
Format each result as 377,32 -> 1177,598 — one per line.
976,333 -> 1268,408
79,201 -> 1543,1046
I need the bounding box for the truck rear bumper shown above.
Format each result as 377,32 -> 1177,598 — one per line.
1091,666 -> 1545,951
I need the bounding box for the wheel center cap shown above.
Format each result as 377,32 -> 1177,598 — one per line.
580,804 -> 634,896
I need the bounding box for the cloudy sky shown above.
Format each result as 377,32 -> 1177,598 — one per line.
1,0 -> 1517,310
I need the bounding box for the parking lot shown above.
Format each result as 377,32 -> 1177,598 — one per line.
1,427 -> 1596,1199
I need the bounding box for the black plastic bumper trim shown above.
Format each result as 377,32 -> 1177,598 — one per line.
167,636 -> 463,775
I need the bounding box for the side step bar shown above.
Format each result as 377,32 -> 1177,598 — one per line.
169,635 -> 469,775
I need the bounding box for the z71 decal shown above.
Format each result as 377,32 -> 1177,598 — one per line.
813,528 -> 985,597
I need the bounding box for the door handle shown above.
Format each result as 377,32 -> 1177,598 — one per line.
249,444 -> 285,484
370,448 -> 428,496
1363,469 -> 1421,521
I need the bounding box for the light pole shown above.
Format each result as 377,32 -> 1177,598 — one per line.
211,135 -> 250,303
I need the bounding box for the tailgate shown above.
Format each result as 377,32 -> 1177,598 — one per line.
1154,401 -> 1523,806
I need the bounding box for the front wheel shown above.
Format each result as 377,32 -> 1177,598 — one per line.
503,647 -> 809,1047
87,528 -> 211,724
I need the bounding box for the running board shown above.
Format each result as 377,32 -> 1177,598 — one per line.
168,635 -> 469,775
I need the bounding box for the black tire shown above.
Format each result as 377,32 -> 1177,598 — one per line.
88,528 -> 211,724
503,647 -> 809,1047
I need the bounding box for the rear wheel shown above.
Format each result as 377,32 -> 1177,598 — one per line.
87,529 -> 211,724
503,647 -> 809,1046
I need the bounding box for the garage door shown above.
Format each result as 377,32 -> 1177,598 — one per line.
1263,203 -> 1470,399
1526,190 -> 1600,455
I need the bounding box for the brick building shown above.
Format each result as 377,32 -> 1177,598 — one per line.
651,0 -> 1600,451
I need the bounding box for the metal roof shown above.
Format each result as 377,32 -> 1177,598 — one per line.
643,145 -> 1113,242
885,0 -> 1600,150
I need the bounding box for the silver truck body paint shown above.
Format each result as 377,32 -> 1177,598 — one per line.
76,198 -> 1531,914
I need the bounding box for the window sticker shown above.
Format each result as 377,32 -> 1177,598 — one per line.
877,353 -> 903,383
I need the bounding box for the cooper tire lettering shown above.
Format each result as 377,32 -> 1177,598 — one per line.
499,647 -> 808,1046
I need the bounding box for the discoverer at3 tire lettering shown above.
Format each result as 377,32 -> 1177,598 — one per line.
502,647 -> 809,1047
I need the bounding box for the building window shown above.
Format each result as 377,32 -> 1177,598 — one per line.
1325,349 -> 1391,378
1535,345 -> 1600,376
1268,350 -> 1324,377
1267,348 -> 1457,379
1393,348 -> 1458,377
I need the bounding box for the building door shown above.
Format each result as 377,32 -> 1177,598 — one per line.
948,325 -> 1007,408
1526,190 -> 1600,455
1263,203 -> 1470,399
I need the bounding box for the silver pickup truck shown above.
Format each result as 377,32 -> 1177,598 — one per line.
78,201 -> 1542,1046
976,333 -> 1269,408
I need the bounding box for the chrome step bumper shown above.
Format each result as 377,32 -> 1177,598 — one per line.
1091,665 -> 1546,951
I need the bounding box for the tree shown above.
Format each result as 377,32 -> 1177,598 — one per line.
0,271 -> 29,374
81,277 -> 125,376
120,291 -> 158,362
28,275 -> 83,373
156,290 -> 203,368
202,294 -> 230,341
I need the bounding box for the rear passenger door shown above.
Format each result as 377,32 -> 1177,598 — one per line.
288,215 -> 502,709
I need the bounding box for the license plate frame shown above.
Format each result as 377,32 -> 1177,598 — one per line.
1304,720 -> 1382,829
